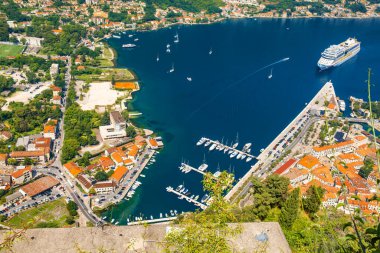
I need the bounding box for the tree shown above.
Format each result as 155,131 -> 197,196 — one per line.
164,171 -> 239,252
7,158 -> 17,166
41,89 -> 53,100
77,151 -> 91,167
95,171 -> 108,181
358,158 -> 374,179
0,215 -> 6,222
0,75 -> 15,92
67,200 -> 78,216
100,111 -> 110,125
61,138 -> 80,163
66,215 -> 75,225
264,174 -> 290,207
279,188 -> 300,229
126,126 -> 136,138
0,19 -> 9,41
26,71 -> 39,84
303,185 -> 324,216
23,157 -> 34,165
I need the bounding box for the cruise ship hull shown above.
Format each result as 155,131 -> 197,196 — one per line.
317,46 -> 360,71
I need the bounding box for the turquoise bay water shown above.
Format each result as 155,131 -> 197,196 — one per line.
105,18 -> 380,223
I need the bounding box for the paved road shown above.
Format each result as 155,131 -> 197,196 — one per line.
47,57 -> 104,226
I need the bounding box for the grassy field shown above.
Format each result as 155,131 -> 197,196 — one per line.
96,45 -> 114,67
0,44 -> 25,58
3,198 -> 72,228
76,68 -> 135,83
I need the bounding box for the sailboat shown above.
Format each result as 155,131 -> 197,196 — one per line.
174,32 -> 179,43
268,68 -> 273,79
232,133 -> 239,149
209,48 -> 213,55
186,77 -> 192,82
169,63 -> 175,73
156,54 -> 159,62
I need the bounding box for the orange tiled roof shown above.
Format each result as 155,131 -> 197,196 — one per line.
284,168 -> 309,181
124,158 -> 133,165
0,154 -> 7,161
327,103 -> 335,110
111,152 -> 124,164
338,153 -> 360,161
298,155 -> 320,170
99,156 -> 115,169
50,85 -> 62,92
323,192 -> 337,201
12,166 -> 32,179
356,146 -> 376,157
313,140 -> 354,152
111,166 -> 128,183
311,166 -> 334,184
149,138 -> 158,147
355,135 -> 367,141
64,162 -> 82,177
128,145 -> 139,157
10,150 -> 45,158
44,125 -> 55,134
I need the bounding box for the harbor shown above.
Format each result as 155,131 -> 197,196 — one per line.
105,19 -> 380,221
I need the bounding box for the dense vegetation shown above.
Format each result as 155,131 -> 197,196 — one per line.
26,18 -> 86,55
144,0 -> 224,15
0,0 -> 30,22
61,103 -> 100,163
0,19 -> 9,41
346,2 -> 367,13
362,101 -> 380,119
170,172 -> 380,252
0,75 -> 15,92
263,0 -> 330,15
0,92 -> 61,153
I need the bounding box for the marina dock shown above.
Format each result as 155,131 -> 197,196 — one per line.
166,186 -> 208,210
196,138 -> 256,162
179,162 -> 206,175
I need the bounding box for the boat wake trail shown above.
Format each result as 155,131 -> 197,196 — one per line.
187,57 -> 290,120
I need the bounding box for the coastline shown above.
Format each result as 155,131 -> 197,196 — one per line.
101,15 -> 380,39
101,18 -> 380,222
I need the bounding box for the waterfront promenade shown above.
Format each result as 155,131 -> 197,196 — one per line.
94,148 -> 156,210
225,81 -> 338,201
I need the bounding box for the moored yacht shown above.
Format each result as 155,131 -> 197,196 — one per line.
122,44 -> 136,48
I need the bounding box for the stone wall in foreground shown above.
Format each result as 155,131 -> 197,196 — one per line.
0,222 -> 291,253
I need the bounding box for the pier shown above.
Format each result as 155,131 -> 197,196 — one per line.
127,216 -> 177,226
197,138 -> 256,162
179,162 -> 206,175
166,186 -> 208,210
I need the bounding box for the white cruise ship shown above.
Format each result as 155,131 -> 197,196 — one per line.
317,38 -> 360,70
